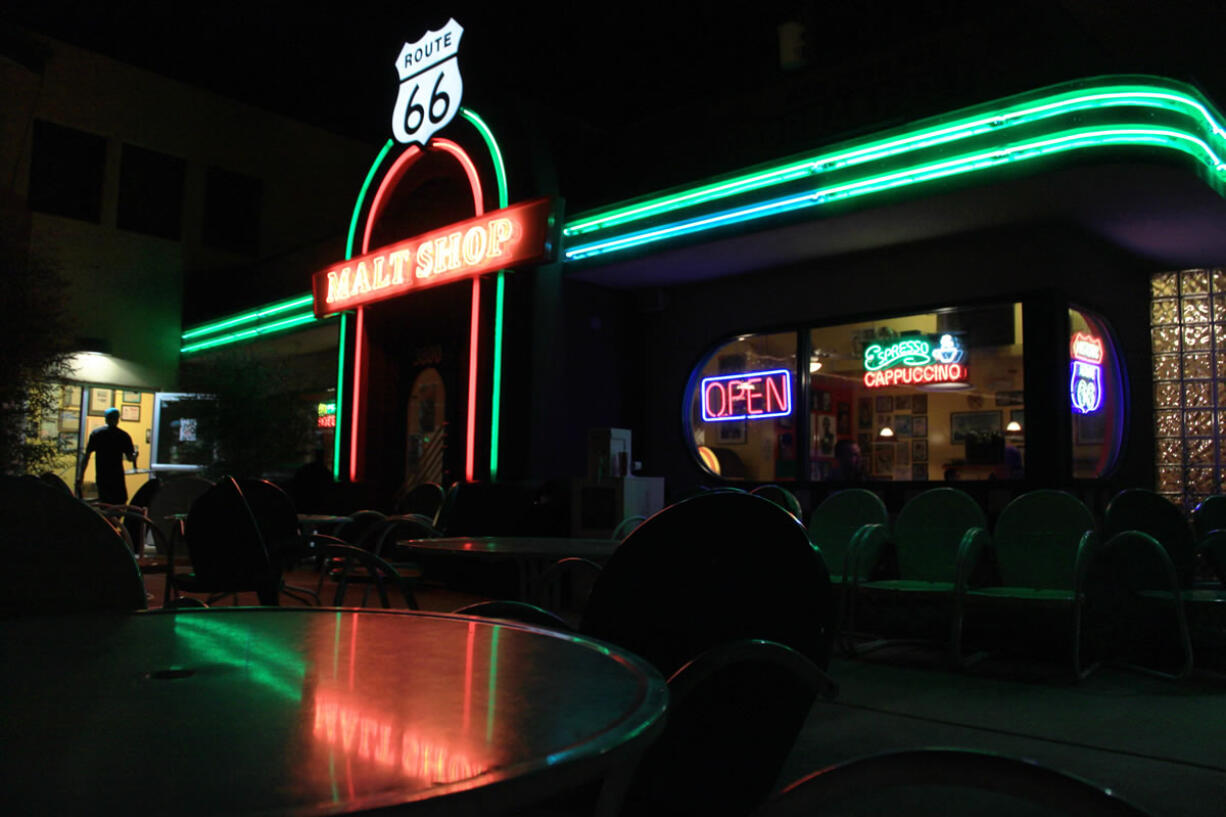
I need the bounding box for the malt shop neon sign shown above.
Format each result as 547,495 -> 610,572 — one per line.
312,198 -> 552,317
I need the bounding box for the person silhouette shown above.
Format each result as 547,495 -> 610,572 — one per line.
829,439 -> 867,481
77,407 -> 137,504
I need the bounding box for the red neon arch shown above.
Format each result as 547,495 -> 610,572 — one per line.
351,140 -> 486,483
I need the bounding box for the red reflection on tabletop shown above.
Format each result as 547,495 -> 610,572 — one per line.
313,689 -> 487,784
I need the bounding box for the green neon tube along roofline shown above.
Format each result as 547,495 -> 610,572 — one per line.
563,75 -> 1226,260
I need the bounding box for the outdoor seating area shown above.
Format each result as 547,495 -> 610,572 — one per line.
2,473 -> 1224,816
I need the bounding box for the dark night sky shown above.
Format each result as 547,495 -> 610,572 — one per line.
7,1 -> 1226,205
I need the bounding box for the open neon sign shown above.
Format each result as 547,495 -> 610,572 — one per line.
701,369 -> 792,422
862,334 -> 968,388
1070,332 -> 1105,414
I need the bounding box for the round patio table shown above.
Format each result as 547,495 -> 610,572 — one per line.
0,607 -> 668,816
393,536 -> 622,600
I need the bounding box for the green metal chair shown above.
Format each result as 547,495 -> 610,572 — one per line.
1092,530 -> 1195,679
750,484 -> 803,521
1191,495 -> 1226,585
808,489 -> 889,652
844,486 -> 988,662
807,489 -> 889,586
952,490 -> 1101,679
1105,489 -> 1215,676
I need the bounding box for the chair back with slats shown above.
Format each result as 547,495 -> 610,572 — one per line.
0,475 -> 146,613
581,491 -> 834,675
179,477 -> 276,601
627,640 -> 832,817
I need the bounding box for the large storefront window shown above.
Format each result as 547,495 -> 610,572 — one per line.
1150,269 -> 1226,505
687,332 -> 798,481
686,304 -> 1025,482
810,304 -> 1024,482
1070,306 -> 1125,479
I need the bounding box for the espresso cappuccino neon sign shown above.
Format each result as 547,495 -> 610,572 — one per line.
701,369 -> 792,422
312,198 -> 552,317
862,334 -> 967,388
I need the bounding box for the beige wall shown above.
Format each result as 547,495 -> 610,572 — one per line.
2,29 -> 376,389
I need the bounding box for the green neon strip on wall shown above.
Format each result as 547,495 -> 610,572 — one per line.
564,79 -> 1226,241
333,311 -> 347,481
461,107 -> 511,480
181,311 -> 329,354
461,108 -> 509,209
181,294 -> 315,341
490,271 -> 505,479
346,140 -> 396,259
566,124 -> 1226,260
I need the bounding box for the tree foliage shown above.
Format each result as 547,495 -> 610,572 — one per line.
0,253 -> 75,476
177,350 -> 316,480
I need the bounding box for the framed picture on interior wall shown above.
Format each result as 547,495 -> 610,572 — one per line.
88,388 -> 113,416
912,415 -> 928,437
894,415 -> 912,437
896,442 -> 910,466
858,433 -> 873,454
950,410 -> 1002,444
911,394 -> 927,413
59,409 -> 80,432
61,384 -> 81,409
875,395 -> 893,413
912,439 -> 928,462
873,444 -> 895,474
58,431 -> 78,453
836,402 -> 850,435
858,397 -> 873,429
813,413 -> 837,457
717,419 -> 747,445
966,394 -> 985,409
912,463 -> 929,480
893,395 -> 911,412
121,404 -> 140,422
995,390 -> 1025,406
122,390 -> 142,404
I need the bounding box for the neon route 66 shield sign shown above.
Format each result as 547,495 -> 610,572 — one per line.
392,19 -> 463,146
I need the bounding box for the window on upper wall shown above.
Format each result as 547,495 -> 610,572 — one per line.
117,145 -> 186,240
686,331 -> 799,482
203,166 -> 262,254
1070,306 -> 1126,480
684,303 -> 1026,483
28,120 -> 106,222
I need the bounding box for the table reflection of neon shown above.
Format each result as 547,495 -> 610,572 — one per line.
319,613 -> 503,787
172,613 -> 305,702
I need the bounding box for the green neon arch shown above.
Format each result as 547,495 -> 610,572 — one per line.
563,76 -> 1226,260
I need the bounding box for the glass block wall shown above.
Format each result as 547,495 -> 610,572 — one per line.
1150,269 -> 1224,507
